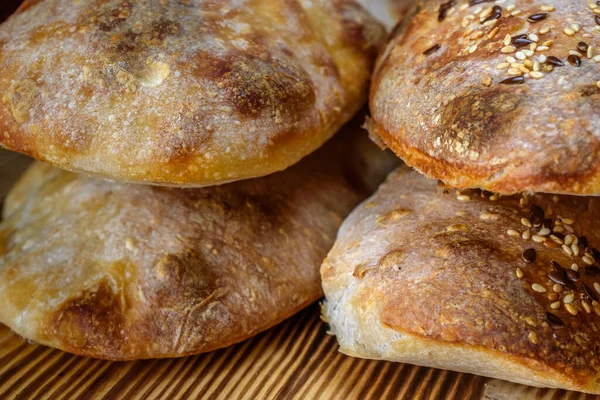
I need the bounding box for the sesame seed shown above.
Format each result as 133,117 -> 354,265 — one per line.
530,43 -> 538,51
528,13 -> 549,22
506,4 -> 515,11
503,34 -> 512,46
571,263 -> 579,271
501,45 -> 517,54
561,218 -> 574,225
530,71 -> 544,79
510,9 -> 521,16
522,248 -> 536,263
564,27 -> 575,36
550,301 -> 561,309
588,46 -> 594,59
540,5 -> 554,11
528,33 -> 539,42
506,56 -> 517,63
489,194 -> 499,201
515,51 -> 526,60
513,37 -> 534,47
564,225 -> 574,233
521,218 -> 532,227
538,54 -> 547,63
597,81 -> 600,88
532,283 -> 546,293
496,62 -> 510,70
572,244 -> 580,256
518,65 -> 530,74
585,284 -> 599,301
564,293 -> 575,303
569,50 -> 583,57
595,282 -> 600,294
536,45 -> 550,51
423,44 -> 441,55
553,226 -> 565,233
507,229 -> 520,236
571,23 -> 581,32
553,283 -> 563,293
583,255 -> 595,265
562,244 -> 573,256
516,268 -> 524,278
538,227 -> 551,236
522,229 -> 532,240
532,235 -> 546,243
528,331 -> 538,344
564,234 -> 574,245
565,303 -> 578,315
594,56 -> 600,63
522,50 -> 534,57
457,195 -> 471,201
539,26 -> 550,34
549,234 -> 563,244
542,40 -> 554,47
488,26 -> 500,39
582,300 -> 592,314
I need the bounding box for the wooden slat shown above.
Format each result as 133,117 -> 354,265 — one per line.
0,305 -> 594,400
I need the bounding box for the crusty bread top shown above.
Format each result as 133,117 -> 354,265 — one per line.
369,0 -> 600,195
0,123 -> 396,360
322,168 -> 600,392
0,0 -> 384,186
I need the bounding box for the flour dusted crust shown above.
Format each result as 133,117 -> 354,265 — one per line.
0,125 -> 396,360
322,168 -> 600,393
0,0 -> 384,186
369,0 -> 600,195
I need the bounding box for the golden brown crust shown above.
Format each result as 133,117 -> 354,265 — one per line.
369,0 -> 600,195
0,0 -> 384,186
322,168 -> 600,393
0,124 -> 396,360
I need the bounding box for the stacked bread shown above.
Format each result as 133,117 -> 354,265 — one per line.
322,0 -> 600,394
0,0 -> 394,359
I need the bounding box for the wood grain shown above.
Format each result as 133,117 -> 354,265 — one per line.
0,304 -> 595,400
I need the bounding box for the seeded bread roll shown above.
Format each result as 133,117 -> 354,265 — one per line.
322,168 -> 600,394
369,0 -> 600,195
0,124 -> 397,360
0,0 -> 384,186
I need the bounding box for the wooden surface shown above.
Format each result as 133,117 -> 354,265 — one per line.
0,304 -> 595,400
0,152 -> 598,400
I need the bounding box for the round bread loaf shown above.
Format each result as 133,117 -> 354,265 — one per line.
369,0 -> 600,195
0,124 -> 397,360
322,168 -> 600,393
0,0 -> 384,186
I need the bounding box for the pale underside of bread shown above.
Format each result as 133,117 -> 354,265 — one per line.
322,168 -> 600,394
0,0 -> 384,186
0,125 -> 397,360
369,0 -> 600,195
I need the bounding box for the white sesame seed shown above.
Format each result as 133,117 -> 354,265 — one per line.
539,27 -> 550,34
596,26 -> 600,32
594,55 -> 600,63
530,71 -> 544,79
583,300 -> 592,314
468,45 -> 478,54
565,303 -> 578,316
538,227 -> 551,236
550,235 -> 563,244
538,54 -> 547,63
522,229 -> 531,240
562,244 -> 573,256
583,33 -> 594,38
488,26 -> 500,39
564,293 -> 575,303
506,56 -> 517,63
530,42 -> 537,51
588,46 -> 594,59
597,81 -> 600,89
502,46 -> 517,53
489,194 -> 499,201
507,229 -> 520,236
518,65 -> 530,74
480,7 -> 493,19
536,45 -> 550,51
532,235 -> 546,243
564,235 -> 574,245
521,218 -> 532,228
533,61 -> 541,71
528,33 -> 539,42
503,34 -> 512,46
583,255 -> 594,265
532,283 -> 547,293
553,283 -> 563,293
564,225 -> 574,233
522,50 -> 534,57
457,195 -> 471,201
516,268 -> 524,278
550,301 -> 561,309
506,4 -> 515,11
561,218 -> 574,225
460,3 -> 469,10
508,68 -> 523,75
571,263 -> 579,271
571,23 -> 580,33
569,50 -> 583,57
510,9 -> 521,16
564,27 -> 575,36
595,282 -> 600,294
572,244 -> 580,256
541,5 -> 554,11
553,225 -> 565,233
483,19 -> 498,27
515,51 -> 526,60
